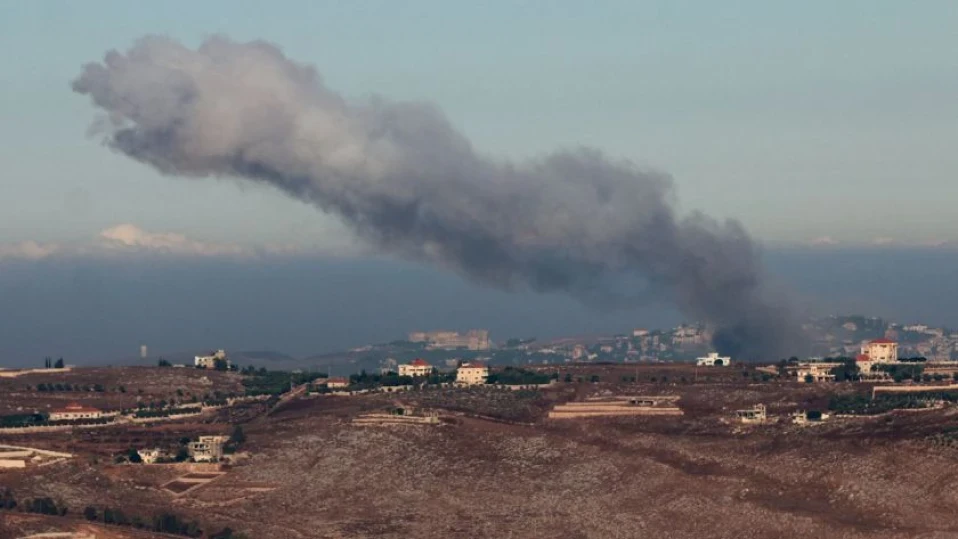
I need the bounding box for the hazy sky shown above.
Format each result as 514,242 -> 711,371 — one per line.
2,1 -> 957,250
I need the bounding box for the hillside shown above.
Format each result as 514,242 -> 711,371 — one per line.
3,364 -> 958,538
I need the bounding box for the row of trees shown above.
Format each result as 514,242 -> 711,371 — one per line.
0,488 -> 202,534
828,390 -> 958,415
487,367 -> 553,385
0,490 -> 66,516
242,370 -> 327,396
42,357 -> 65,369
82,505 -> 203,536
35,383 -> 106,392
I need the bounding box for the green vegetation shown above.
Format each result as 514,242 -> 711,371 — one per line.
486,367 -> 551,385
0,412 -> 47,429
18,488 -> 204,537
874,363 -> 924,382
348,371 -> 415,390
25,497 -> 67,516
158,358 -> 172,367
0,488 -> 16,510
242,370 -> 327,396
133,407 -> 201,419
829,359 -> 861,382
829,390 -> 958,415
42,357 -> 65,368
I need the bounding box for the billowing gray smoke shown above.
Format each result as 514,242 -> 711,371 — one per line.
73,36 -> 798,360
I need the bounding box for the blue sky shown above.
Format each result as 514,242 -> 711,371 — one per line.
1,0 -> 957,250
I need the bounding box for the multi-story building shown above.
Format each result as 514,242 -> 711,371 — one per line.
407,330 -> 490,351
398,358 -> 433,378
189,435 -> 229,462
456,362 -> 489,385
49,402 -> 103,422
856,338 -> 899,375
861,338 -> 898,362
195,349 -> 230,369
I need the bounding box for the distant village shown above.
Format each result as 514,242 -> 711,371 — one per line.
337,316 -> 958,374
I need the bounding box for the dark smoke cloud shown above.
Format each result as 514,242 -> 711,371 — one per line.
73,35 -> 799,360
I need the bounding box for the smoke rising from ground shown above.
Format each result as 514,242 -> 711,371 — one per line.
73,35 -> 798,360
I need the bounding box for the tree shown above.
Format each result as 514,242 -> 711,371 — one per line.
563,373 -> 573,383
54,358 -> 64,368
83,506 -> 98,521
158,358 -> 172,367
830,359 -> 861,382
127,448 -> 142,463
230,425 -> 246,446
804,374 -> 814,383
44,357 -> 52,368
0,488 -> 16,510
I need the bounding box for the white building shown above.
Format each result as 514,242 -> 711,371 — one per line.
137,448 -> 165,464
319,377 -> 349,389
861,338 -> 898,363
696,352 -> 731,367
456,362 -> 489,385
49,402 -> 103,422
195,349 -> 230,369
398,358 -> 433,378
856,338 -> 899,375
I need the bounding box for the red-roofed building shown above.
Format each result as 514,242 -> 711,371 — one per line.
49,402 -> 103,422
855,354 -> 871,362
399,358 -> 433,378
456,362 -> 489,385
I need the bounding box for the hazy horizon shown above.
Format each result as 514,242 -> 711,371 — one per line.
1,246 -> 956,367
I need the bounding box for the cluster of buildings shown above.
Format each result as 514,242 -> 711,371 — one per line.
135,435 -> 229,464
507,324 -> 715,364
794,337 -> 958,382
795,338 -> 901,382
395,358 -> 490,385
808,316 -> 958,361
407,330 -> 491,351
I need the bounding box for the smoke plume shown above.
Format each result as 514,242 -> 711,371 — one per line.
73,36 -> 798,360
